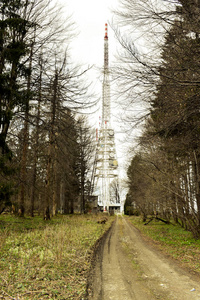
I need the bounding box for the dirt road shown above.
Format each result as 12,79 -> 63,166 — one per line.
87,216 -> 200,300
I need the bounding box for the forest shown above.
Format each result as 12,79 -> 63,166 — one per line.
120,0 -> 200,238
1,0 -> 200,240
2,1 -> 200,298
0,0 -> 96,219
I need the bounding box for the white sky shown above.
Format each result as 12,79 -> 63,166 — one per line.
58,0 -> 122,128
63,0 -> 119,68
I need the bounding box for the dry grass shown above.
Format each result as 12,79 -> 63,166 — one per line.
0,214 -> 114,299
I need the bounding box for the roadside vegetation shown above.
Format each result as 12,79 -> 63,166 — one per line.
117,1 -> 200,238
0,214 -> 114,300
0,0 -> 97,219
127,216 -> 200,275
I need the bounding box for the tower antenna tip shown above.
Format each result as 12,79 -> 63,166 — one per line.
105,23 -> 108,39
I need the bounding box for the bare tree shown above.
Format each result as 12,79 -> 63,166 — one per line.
76,116 -> 95,213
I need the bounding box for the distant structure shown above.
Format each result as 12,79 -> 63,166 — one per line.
91,23 -> 120,213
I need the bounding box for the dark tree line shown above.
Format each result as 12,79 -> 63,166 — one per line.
116,0 -> 200,237
0,0 -> 96,218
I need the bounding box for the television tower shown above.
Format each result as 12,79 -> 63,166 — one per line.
92,23 -> 120,213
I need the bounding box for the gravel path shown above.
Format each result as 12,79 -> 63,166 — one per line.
87,216 -> 200,300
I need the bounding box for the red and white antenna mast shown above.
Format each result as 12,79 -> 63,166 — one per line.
91,23 -> 120,213
102,23 -> 111,127
104,23 -> 108,71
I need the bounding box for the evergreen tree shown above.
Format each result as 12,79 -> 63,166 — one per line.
0,0 -> 34,207
150,2 -> 200,232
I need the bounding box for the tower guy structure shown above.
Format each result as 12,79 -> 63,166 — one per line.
92,24 -> 120,213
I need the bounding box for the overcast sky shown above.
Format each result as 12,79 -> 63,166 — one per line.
62,0 -> 119,68
57,0 -> 121,126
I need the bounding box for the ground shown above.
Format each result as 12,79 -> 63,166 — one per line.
87,216 -> 200,300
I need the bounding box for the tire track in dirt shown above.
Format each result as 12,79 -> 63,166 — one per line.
87,216 -> 200,300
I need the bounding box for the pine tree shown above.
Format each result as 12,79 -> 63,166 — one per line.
0,0 -> 34,208
150,1 -> 200,234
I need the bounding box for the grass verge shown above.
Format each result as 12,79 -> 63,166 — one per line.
0,214 -> 114,300
126,216 -> 200,274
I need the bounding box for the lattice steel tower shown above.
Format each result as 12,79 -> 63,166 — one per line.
92,24 -> 120,212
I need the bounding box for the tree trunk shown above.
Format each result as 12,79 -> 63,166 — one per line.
52,158 -> 57,216
193,151 -> 200,228
60,180 -> 65,213
81,174 -> 85,213
30,55 -> 42,217
18,43 -> 33,216
18,110 -> 29,217
44,71 -> 58,220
